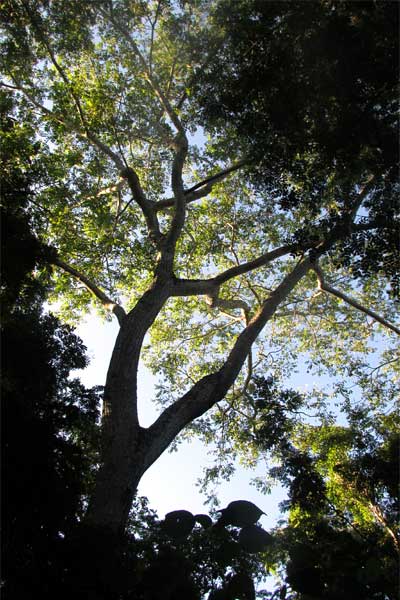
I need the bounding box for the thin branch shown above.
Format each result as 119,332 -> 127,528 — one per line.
149,0 -> 163,77
352,219 -> 392,232
166,53 -> 178,98
221,258 -> 313,380
85,132 -> 126,170
215,244 -> 297,286
223,394 -> 254,422
2,79 -> 127,170
12,4 -> 132,174
1,80 -> 66,124
101,6 -> 184,135
312,264 -> 400,336
242,348 -> 253,398
21,0 -> 88,129
186,159 -> 250,195
52,257 -> 126,326
119,167 -> 161,241
154,159 -> 250,211
155,182 -> 213,211
347,175 -> 376,222
29,4 -> 127,170
368,357 -> 400,378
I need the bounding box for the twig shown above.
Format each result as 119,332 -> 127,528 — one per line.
313,264 -> 400,336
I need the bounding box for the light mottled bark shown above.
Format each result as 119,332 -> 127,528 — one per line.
84,281 -> 172,533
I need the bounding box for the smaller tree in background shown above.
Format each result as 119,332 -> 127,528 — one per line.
234,377 -> 399,600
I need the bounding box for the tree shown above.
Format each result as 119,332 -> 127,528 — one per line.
258,390 -> 399,600
194,0 -> 399,293
1,92 -> 102,598
1,0 -> 398,546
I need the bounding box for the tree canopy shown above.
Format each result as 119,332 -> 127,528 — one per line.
1,0 -> 399,597
194,0 -> 399,293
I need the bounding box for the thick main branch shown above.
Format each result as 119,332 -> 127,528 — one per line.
144,257 -> 312,470
164,132 -> 189,250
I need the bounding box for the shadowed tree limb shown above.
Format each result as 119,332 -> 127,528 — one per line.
52,257 -> 126,326
185,159 -> 250,195
312,264 -> 400,336
155,183 -> 213,211
154,159 -> 250,211
120,167 -> 161,242
163,132 -> 189,251
172,243 -> 298,297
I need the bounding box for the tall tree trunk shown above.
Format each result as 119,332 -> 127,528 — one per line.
85,282 -> 171,534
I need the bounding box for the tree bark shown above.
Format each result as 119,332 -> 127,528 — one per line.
84,281 -> 171,534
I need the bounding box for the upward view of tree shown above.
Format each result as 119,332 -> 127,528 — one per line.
1,0 -> 399,596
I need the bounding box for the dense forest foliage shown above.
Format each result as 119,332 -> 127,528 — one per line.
1,1 -> 398,598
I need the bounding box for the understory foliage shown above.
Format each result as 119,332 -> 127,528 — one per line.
1,98 -> 102,597
249,379 -> 399,600
1,0 -> 399,598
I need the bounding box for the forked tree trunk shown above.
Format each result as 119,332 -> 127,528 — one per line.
85,281 -> 171,534
84,259 -> 313,536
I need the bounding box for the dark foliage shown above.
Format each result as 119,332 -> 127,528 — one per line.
248,382 -> 399,599
1,95 -> 101,599
195,0 -> 399,295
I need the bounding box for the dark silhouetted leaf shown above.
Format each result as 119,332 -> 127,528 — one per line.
217,500 -> 265,527
161,509 -> 195,539
238,525 -> 274,553
195,513 -> 213,528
